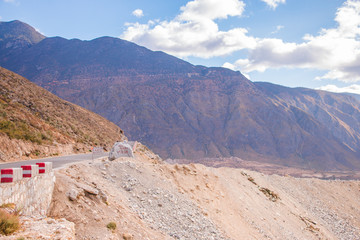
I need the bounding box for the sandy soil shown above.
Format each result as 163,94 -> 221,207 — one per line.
48,147 -> 360,240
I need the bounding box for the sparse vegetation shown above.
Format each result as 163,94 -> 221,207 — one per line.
33,150 -> 40,156
299,216 -> 320,233
0,67 -> 124,161
0,120 -> 43,144
242,172 -> 280,202
242,172 -> 258,185
0,203 -> 16,209
0,209 -> 20,235
106,222 -> 117,230
259,187 -> 280,202
247,176 -> 257,185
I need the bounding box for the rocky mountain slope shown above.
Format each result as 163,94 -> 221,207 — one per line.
256,82 -> 360,154
48,148 -> 360,240
0,67 -> 125,161
1,20 -> 360,170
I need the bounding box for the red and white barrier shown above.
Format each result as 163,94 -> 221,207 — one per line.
21,165 -> 39,178
1,162 -> 53,183
36,162 -> 52,174
1,168 -> 23,183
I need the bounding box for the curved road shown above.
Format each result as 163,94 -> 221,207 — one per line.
0,152 -> 108,169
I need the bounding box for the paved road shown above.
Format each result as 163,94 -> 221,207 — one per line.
0,152 -> 109,169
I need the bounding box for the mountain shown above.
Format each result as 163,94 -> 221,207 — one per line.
256,82 -> 360,153
0,66 -> 125,161
1,20 -> 360,170
0,20 -> 45,60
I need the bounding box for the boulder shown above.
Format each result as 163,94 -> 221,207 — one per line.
66,188 -> 80,201
76,182 -> 99,195
109,141 -> 134,160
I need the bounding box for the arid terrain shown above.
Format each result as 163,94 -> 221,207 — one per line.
1,18 -> 360,240
44,145 -> 360,240
0,67 -> 125,162
171,157 -> 360,180
2,20 -> 360,171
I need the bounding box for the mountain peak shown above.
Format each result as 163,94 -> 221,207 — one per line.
0,20 -> 45,49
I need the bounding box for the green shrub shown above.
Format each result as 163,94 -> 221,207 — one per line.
0,209 -> 20,235
0,120 -> 43,144
106,222 -> 117,230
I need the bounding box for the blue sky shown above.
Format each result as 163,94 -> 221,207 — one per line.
1,0 -> 360,94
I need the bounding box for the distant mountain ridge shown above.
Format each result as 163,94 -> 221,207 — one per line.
1,20 -> 360,170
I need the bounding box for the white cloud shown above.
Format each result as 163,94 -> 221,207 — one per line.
132,9 -> 144,18
271,25 -> 284,34
179,0 -> 245,21
261,0 -> 286,9
222,62 -> 235,70
317,84 -> 360,95
230,0 -> 360,83
122,0 -> 254,58
122,0 -> 360,83
3,0 -> 19,5
35,28 -> 45,35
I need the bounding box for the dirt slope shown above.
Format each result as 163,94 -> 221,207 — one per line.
0,67 -> 125,162
49,146 -> 360,240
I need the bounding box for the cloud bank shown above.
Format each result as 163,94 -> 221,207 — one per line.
317,84 -> 360,95
232,0 -> 360,82
123,0 -> 254,58
123,0 -> 360,83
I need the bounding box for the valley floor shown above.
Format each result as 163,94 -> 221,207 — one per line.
48,147 -> 360,240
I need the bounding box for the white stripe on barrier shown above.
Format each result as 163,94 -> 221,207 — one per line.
23,170 -> 32,174
1,174 -> 13,178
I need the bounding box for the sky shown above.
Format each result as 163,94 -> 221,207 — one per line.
1,0 -> 360,94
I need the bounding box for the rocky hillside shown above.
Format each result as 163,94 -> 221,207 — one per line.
47,148 -> 360,240
0,67 -> 125,161
1,20 -> 360,170
256,82 -> 360,154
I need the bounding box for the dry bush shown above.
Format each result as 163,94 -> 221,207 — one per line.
259,187 -> 280,202
0,209 -> 20,235
106,222 -> 117,230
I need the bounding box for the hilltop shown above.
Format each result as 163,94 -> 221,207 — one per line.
0,67 -> 125,161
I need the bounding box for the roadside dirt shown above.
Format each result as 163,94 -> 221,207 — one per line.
48,147 -> 360,240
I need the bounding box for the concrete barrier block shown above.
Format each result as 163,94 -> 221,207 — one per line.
1,168 -> 23,183
14,168 -> 23,181
21,165 -> 39,178
45,162 -> 52,173
36,162 -> 52,174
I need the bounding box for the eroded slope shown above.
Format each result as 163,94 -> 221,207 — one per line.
49,147 -> 360,240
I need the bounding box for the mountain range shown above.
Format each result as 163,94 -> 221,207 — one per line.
1,20 -> 360,170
